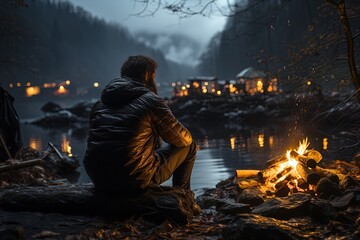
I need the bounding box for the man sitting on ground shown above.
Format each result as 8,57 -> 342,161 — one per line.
83,55 -> 197,195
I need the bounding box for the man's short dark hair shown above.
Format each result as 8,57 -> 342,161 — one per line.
121,55 -> 158,82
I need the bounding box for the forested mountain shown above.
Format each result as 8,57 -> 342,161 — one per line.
0,0 -> 196,95
198,0 -> 360,91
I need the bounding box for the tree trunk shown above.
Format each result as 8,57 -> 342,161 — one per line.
327,0 -> 360,102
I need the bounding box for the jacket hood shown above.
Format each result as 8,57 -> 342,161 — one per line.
101,77 -> 150,106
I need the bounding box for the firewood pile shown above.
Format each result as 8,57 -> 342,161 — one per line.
234,139 -> 360,200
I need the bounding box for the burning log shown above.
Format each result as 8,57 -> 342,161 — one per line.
290,150 -> 317,169
313,167 -> 340,184
296,178 -> 309,190
266,155 -> 287,168
235,169 -> 261,178
295,163 -> 320,185
304,150 -> 322,163
270,166 -> 293,183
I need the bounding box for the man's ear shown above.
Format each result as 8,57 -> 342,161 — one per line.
144,72 -> 149,82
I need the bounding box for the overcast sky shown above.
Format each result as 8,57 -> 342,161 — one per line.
62,0 -> 228,46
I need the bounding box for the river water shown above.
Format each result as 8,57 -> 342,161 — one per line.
15,99 -> 356,196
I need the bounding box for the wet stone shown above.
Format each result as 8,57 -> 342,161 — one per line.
196,195 -> 218,209
217,202 -> 251,215
251,193 -> 312,220
340,175 -> 358,190
334,207 -> 360,224
330,192 -> 355,210
316,177 -> 341,199
236,188 -> 264,206
309,199 -> 336,223
221,213 -> 305,240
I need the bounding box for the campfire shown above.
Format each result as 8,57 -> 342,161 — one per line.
235,138 -> 359,198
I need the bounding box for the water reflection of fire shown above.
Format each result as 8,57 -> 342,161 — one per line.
29,137 -> 42,151
61,136 -> 73,157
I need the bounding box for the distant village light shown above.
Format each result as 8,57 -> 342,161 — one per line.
26,82 -> 31,87
216,90 -> 221,95
94,82 -> 99,88
55,85 -> 69,95
256,80 -> 263,92
26,86 -> 41,97
186,84 -> 190,88
43,82 -> 57,88
193,82 -> 200,88
181,86 -> 186,91
65,80 -> 71,85
202,89 -> 207,93
171,83 -> 176,87
9,83 -> 14,88
307,81 -> 312,86
17,82 -> 21,87
204,82 -> 208,86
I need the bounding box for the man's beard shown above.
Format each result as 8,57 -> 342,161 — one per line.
146,77 -> 158,95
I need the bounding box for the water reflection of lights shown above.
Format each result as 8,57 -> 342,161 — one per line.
323,138 -> 328,150
203,136 -> 209,148
29,137 -> 42,151
269,136 -> 274,150
258,134 -> 265,148
230,136 -> 236,151
61,135 -> 73,157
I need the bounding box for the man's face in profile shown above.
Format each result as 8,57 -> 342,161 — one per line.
145,71 -> 157,94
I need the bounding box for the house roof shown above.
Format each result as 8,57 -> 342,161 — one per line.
236,67 -> 267,79
187,76 -> 217,82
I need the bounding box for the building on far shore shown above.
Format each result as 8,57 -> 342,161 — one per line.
236,67 -> 278,95
172,67 -> 279,98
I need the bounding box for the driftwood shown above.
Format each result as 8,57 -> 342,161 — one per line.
235,169 -> 260,178
0,183 -> 197,225
0,158 -> 43,173
48,142 -> 65,160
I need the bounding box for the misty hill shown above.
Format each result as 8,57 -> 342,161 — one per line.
198,0 -> 359,91
135,31 -> 203,66
0,0 -> 196,95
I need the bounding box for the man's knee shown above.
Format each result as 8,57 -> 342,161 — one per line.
187,141 -> 197,160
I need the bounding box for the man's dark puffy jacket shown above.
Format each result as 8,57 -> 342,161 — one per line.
83,77 -> 192,192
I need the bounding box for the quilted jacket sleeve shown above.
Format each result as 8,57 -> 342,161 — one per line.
150,95 -> 192,147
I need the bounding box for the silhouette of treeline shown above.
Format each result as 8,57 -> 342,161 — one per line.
0,0 -> 195,94
198,0 -> 359,91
